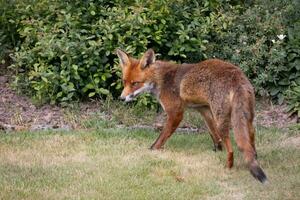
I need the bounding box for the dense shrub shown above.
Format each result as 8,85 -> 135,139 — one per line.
206,0 -> 300,112
0,0 -> 22,62
7,0 -> 230,105
286,82 -> 300,118
1,0 -> 299,115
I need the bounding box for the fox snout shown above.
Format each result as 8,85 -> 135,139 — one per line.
120,82 -> 156,103
120,93 -> 135,102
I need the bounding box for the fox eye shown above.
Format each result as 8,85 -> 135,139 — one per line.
131,82 -> 140,87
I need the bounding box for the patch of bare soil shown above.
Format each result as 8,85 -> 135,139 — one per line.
281,135 -> 300,149
0,71 -> 297,132
0,74 -> 70,131
255,101 -> 297,128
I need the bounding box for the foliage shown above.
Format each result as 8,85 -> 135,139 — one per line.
5,0 -> 229,104
286,82 -> 300,118
0,0 -> 21,62
206,0 -> 300,115
1,0 -> 299,114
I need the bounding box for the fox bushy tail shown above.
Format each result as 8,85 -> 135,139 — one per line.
231,88 -> 267,183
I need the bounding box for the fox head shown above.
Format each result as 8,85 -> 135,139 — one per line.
116,49 -> 156,102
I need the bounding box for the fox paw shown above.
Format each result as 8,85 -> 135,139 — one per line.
150,144 -> 164,150
213,143 -> 223,152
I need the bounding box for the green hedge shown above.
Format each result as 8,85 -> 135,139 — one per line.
1,0 -> 299,115
205,0 -> 300,116
6,0 -> 230,105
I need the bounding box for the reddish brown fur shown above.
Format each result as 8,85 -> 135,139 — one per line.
116,49 -> 267,183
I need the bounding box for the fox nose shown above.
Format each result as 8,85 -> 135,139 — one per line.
119,95 -> 125,100
119,94 -> 134,102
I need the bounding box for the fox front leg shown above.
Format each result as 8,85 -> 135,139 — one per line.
150,111 -> 183,150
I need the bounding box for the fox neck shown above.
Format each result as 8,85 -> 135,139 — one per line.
145,61 -> 181,97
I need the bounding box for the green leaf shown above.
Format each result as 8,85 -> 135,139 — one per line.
278,94 -> 284,105
270,88 -> 279,96
72,64 -> 78,71
86,83 -> 94,89
278,79 -> 290,86
99,88 -> 109,95
88,92 -> 96,97
41,77 -> 48,83
101,75 -> 106,81
57,92 -> 63,98
94,77 -> 100,84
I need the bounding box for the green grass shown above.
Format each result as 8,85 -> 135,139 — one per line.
0,126 -> 299,200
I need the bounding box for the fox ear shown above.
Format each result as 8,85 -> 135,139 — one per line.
140,49 -> 155,69
116,49 -> 130,69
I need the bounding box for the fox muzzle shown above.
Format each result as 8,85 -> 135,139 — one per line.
120,93 -> 135,102
120,82 -> 156,103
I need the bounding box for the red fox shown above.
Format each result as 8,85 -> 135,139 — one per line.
116,49 -> 267,183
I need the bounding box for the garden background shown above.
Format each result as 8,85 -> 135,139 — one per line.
1,0 -> 299,116
1,1 -> 300,199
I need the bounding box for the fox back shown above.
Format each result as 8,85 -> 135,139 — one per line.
117,49 -> 267,183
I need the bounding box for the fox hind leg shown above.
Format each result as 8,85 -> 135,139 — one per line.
198,107 -> 223,151
216,120 -> 234,168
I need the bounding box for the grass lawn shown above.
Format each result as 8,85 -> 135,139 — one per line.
0,125 -> 299,200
